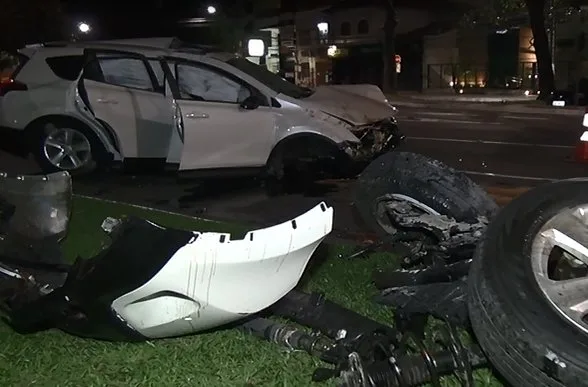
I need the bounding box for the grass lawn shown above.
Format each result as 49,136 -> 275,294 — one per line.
0,196 -> 502,386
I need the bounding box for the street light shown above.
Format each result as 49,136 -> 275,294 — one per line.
77,22 -> 91,34
207,5 -> 216,14
317,22 -> 328,35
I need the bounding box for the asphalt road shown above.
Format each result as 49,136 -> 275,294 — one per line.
398,104 -> 585,183
1,104 -> 585,242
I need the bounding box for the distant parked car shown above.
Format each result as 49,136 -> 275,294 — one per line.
0,37 -> 401,180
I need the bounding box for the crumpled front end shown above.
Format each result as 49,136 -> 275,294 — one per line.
341,118 -> 405,165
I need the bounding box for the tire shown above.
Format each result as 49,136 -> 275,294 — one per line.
468,178 -> 588,387
354,151 -> 498,236
32,119 -> 106,176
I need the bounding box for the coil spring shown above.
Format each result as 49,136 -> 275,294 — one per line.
359,321 -> 477,387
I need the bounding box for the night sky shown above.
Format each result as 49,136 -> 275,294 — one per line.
61,0 -> 206,38
58,0 -> 472,39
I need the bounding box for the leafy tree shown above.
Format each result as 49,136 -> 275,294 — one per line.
382,0 -> 398,93
463,0 -> 583,96
0,0 -> 66,49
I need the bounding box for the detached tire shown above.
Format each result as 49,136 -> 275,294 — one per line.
354,152 -> 497,236
468,179 -> 588,387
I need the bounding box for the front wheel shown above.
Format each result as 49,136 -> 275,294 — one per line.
33,120 -> 105,176
353,151 -> 498,237
468,179 -> 588,387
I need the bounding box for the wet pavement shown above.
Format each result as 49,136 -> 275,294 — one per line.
0,103 -> 584,242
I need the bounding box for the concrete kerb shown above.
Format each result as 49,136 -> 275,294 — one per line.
74,193 -> 219,224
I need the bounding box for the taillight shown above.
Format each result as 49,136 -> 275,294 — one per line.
0,79 -> 27,97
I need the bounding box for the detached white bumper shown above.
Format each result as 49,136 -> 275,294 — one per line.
111,202 -> 333,339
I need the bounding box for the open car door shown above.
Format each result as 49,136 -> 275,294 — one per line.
160,62 -> 184,166
158,58 -> 276,172
69,49 -> 176,161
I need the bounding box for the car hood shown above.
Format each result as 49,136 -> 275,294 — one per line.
302,84 -> 395,125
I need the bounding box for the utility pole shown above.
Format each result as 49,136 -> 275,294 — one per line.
548,0 -> 556,77
382,0 -> 397,93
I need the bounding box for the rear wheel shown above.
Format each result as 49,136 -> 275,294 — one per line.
32,120 -> 105,176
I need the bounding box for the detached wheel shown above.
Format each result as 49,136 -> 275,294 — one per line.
354,152 -> 497,237
33,120 -> 105,176
468,178 -> 588,387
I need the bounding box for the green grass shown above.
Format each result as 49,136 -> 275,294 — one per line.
0,197 -> 502,386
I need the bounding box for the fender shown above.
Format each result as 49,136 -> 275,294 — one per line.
264,132 -> 357,179
266,132 -> 344,165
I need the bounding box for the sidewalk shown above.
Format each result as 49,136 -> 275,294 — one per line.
388,91 -> 586,116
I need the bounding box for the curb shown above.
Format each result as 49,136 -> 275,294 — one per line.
73,193 -> 219,224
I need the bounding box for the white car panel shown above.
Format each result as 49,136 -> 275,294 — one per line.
111,201 -> 333,339
83,80 -> 175,158
273,96 -> 360,144
176,100 -> 275,170
301,85 -> 395,125
165,81 -> 184,164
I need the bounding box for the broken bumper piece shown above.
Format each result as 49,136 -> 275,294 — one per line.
0,171 -> 72,241
5,202 -> 333,341
113,202 -> 333,339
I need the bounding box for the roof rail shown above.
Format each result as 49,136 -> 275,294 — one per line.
42,41 -> 72,47
24,38 -> 223,52
24,43 -> 44,48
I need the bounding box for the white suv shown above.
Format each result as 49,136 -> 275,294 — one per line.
0,37 -> 402,179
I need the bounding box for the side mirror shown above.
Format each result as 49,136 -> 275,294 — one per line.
240,95 -> 261,110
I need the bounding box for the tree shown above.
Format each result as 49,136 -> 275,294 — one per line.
0,0 -> 65,49
381,0 -> 398,94
463,0 -> 582,96
526,0 -> 555,97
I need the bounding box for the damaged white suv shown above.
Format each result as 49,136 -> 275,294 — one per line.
0,37 -> 402,179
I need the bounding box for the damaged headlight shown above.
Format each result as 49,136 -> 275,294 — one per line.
384,99 -> 399,114
342,118 -> 404,161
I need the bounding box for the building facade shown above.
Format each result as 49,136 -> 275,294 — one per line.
179,2 -> 588,92
278,4 -> 444,90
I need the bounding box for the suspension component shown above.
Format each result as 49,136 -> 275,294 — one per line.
339,324 -> 487,387
270,289 -> 397,340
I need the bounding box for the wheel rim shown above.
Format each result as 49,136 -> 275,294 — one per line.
374,193 -> 441,235
531,205 -> 588,335
43,127 -> 92,170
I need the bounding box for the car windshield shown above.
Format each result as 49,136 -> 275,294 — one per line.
227,57 -> 313,99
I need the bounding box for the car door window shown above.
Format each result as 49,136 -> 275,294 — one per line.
45,55 -> 85,81
175,62 -> 251,103
85,56 -> 154,91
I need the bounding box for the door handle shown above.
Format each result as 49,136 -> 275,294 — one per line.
185,112 -> 209,119
96,98 -> 118,104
